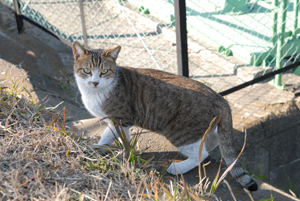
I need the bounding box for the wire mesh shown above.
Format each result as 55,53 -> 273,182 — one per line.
1,0 -> 300,194
17,0 -> 83,43
82,0 -> 177,73
2,0 -> 13,9
3,0 -> 300,93
184,0 -> 300,91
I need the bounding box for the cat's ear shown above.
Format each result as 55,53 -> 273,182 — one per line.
102,46 -> 121,60
72,42 -> 88,61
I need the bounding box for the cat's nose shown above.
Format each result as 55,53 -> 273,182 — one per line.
92,82 -> 99,86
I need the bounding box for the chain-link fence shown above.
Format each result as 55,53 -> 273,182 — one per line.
2,0 -> 300,93
2,0 -> 300,194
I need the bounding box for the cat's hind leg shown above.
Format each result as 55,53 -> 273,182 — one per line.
167,139 -> 208,175
167,127 -> 219,175
97,124 -> 131,146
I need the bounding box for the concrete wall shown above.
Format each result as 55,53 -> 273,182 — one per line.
234,100 -> 300,196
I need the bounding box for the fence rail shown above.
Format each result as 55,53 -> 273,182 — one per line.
1,0 -> 300,95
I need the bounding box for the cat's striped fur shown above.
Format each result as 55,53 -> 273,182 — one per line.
72,42 -> 258,191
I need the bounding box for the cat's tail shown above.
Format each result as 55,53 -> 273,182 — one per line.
217,115 -> 258,191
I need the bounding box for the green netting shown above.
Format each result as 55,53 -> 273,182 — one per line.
2,0 -> 13,9
185,0 -> 300,91
126,0 -> 300,91
2,0 -> 300,92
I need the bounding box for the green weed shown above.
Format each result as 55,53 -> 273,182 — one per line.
244,166 -> 266,180
260,195 -> 275,201
0,74 -> 281,201
287,175 -> 298,198
58,80 -> 72,94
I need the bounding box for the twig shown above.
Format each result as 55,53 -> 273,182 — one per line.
104,179 -> 112,201
54,177 -> 83,181
142,178 -> 151,199
135,176 -> 143,201
202,161 -> 211,180
7,158 -> 27,166
46,101 -> 64,111
38,112 -> 47,127
243,188 -> 255,201
5,108 -> 16,130
223,180 -> 237,201
198,117 -> 217,194
69,188 -> 97,201
203,180 -> 211,194
0,191 -> 6,198
85,174 -> 105,181
289,189 -> 297,197
0,124 -> 12,133
127,190 -> 133,200
81,156 -> 98,161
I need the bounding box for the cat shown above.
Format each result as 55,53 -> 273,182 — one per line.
72,41 -> 258,191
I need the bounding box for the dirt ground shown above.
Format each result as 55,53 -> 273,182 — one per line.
1,1 -> 300,200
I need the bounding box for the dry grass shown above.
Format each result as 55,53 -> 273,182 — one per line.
0,75 -> 256,201
0,77 -> 196,201
0,82 -> 155,200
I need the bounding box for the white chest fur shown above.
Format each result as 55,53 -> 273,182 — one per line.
82,93 -> 107,118
75,74 -> 115,119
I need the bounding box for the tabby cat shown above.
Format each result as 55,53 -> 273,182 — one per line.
72,42 -> 258,191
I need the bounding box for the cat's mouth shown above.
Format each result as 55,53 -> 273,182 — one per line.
88,85 -> 100,90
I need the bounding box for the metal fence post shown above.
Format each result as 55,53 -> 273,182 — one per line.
174,0 -> 189,77
272,0 -> 278,45
79,0 -> 88,48
293,0 -> 299,40
271,0 -> 287,90
12,0 -> 24,33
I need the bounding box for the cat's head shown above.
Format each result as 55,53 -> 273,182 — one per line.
72,42 -> 121,91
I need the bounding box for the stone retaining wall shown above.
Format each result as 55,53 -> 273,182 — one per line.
234,100 -> 300,196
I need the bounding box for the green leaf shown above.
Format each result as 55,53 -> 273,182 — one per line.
260,195 -> 275,201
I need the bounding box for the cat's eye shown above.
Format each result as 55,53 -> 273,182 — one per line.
101,69 -> 108,75
83,68 -> 91,74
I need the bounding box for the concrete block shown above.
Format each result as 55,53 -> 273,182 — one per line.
233,122 -> 265,150
260,101 -> 300,139
261,125 -> 300,170
270,158 -> 300,197
239,144 -> 270,182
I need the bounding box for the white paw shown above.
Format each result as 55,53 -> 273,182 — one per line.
167,162 -> 180,175
97,136 -> 115,146
167,159 -> 199,175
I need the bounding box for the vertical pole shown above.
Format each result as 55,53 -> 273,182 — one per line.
273,0 -> 287,90
174,0 -> 189,77
272,0 -> 278,45
12,0 -> 24,33
79,0 -> 88,48
293,0 -> 299,39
